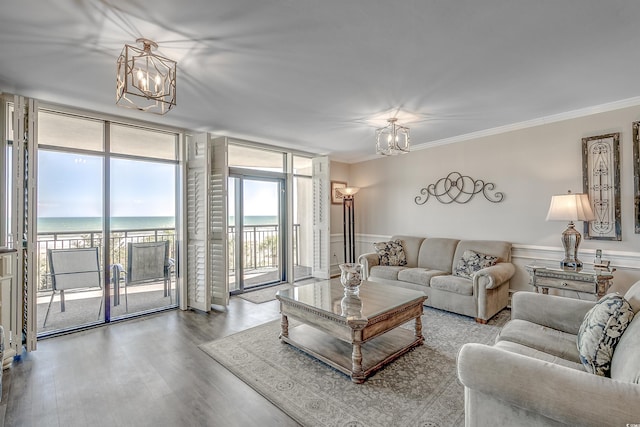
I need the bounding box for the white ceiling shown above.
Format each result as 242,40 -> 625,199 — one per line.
2,0 -> 640,163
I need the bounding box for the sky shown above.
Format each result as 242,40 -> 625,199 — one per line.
37,151 -> 278,218
228,178 -> 279,219
38,151 -> 176,217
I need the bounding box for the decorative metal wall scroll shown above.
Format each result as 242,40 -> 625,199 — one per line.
582,133 -> 621,240
414,172 -> 504,205
633,122 -> 640,234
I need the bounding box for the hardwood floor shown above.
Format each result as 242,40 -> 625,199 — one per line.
0,297 -> 301,427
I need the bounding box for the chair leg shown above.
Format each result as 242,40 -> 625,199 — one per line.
98,289 -> 104,320
60,289 -> 66,312
43,291 -> 56,328
124,284 -> 128,312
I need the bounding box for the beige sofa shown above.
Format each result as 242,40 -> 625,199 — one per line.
358,236 -> 515,323
457,280 -> 640,426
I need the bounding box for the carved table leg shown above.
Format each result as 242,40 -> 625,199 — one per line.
279,314 -> 289,340
415,315 -> 424,344
351,342 -> 364,384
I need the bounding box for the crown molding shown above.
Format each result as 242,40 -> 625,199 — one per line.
350,96 -> 640,164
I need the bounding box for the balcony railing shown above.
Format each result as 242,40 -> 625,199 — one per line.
36,228 -> 176,292
227,224 -> 300,272
36,224 -> 302,292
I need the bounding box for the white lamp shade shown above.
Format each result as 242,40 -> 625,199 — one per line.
337,187 -> 360,197
546,193 -> 596,222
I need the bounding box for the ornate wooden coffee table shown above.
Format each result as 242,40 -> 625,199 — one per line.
276,279 -> 427,383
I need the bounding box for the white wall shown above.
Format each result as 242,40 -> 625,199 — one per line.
334,104 -> 640,294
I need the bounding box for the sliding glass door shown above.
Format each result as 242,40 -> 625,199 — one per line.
36,109 -> 180,336
229,175 -> 285,293
37,149 -> 104,333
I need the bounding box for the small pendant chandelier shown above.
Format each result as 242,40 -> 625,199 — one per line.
116,38 -> 177,115
375,118 -> 410,156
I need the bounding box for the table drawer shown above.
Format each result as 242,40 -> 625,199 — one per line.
535,276 -> 596,294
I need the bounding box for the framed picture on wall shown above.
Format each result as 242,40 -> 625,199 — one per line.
633,122 -> 640,233
331,181 -> 347,204
582,132 -> 622,240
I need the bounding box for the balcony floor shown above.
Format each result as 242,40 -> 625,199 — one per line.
37,281 -> 176,335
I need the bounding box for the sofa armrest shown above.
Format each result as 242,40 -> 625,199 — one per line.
457,343 -> 640,427
474,262 -> 515,290
357,252 -> 379,280
512,291 -> 595,335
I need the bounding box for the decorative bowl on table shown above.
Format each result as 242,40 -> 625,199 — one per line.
339,262 -> 362,295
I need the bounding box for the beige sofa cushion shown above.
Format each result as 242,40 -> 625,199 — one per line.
496,319 -> 581,363
369,265 -> 407,281
430,275 -> 473,296
397,268 -> 447,286
610,280 -> 640,383
624,279 -> 640,313
416,238 -> 459,272
610,317 -> 640,383
493,340 -> 585,371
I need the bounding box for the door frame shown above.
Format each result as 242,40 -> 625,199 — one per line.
228,169 -> 287,293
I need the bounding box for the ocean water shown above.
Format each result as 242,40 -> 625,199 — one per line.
37,217 -> 176,233
38,216 -> 279,233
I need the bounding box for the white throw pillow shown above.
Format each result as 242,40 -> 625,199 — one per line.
577,293 -> 635,376
453,249 -> 498,279
373,239 -> 407,266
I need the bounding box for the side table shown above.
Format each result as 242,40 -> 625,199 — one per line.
525,265 -> 614,299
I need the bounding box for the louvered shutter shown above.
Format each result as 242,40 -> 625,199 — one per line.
312,156 -> 330,279
185,133 -> 211,311
209,137 -> 228,306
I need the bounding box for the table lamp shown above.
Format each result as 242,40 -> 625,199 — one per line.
546,190 -> 596,271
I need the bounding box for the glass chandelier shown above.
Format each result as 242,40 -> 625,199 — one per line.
375,118 -> 410,156
116,38 -> 177,115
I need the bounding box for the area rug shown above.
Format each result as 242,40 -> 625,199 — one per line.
236,283 -> 294,304
199,307 -> 510,427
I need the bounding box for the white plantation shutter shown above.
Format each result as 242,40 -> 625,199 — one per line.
12,96 -> 38,352
186,133 -> 211,311
312,156 -> 330,279
209,137 -> 228,307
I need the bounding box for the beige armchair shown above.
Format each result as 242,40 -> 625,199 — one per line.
457,280 -> 640,426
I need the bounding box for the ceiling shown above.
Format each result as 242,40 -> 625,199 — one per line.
2,1 -> 640,163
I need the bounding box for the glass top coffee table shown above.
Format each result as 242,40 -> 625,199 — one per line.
276,278 -> 427,383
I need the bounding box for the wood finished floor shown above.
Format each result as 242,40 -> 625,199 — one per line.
0,297 -> 301,427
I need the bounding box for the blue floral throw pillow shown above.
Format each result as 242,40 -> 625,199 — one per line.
577,294 -> 634,376
453,249 -> 498,279
373,240 -> 407,266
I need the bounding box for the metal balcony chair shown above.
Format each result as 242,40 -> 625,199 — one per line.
114,241 -> 173,312
44,247 -> 104,327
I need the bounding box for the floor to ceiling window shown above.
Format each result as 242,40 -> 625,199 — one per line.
227,143 -> 313,292
36,109 -> 180,336
292,155 -> 312,282
228,144 -> 285,292
229,175 -> 284,292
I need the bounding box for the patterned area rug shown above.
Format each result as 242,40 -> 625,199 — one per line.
200,307 -> 510,427
236,283 -> 294,304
